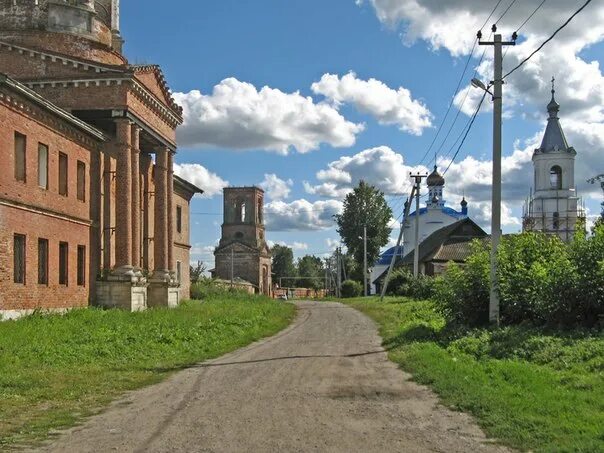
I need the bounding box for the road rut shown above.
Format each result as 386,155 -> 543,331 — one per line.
35,301 -> 509,452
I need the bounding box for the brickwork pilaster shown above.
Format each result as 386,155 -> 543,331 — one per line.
131,125 -> 141,268
167,151 -> 174,272
114,118 -> 132,268
153,146 -> 169,273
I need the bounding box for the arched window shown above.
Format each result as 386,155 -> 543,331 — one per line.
550,165 -> 562,189
234,198 -> 246,223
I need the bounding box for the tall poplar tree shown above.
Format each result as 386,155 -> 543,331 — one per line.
335,181 -> 392,275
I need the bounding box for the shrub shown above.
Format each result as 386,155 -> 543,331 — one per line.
385,268 -> 435,299
435,239 -> 490,327
435,229 -> 604,328
570,224 -> 604,326
341,280 -> 362,298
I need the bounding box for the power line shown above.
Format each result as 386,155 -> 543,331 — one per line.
418,38 -> 478,165
516,0 -> 547,33
418,0 -> 504,166
443,90 -> 488,175
494,0 -> 519,24
503,0 -> 593,80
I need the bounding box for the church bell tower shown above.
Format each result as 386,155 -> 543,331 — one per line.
213,187 -> 272,295
523,78 -> 584,241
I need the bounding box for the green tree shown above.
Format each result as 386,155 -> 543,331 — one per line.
297,255 -> 325,289
189,260 -> 207,283
335,181 -> 393,280
271,244 -> 297,288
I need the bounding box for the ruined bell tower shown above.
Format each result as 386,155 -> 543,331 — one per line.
213,187 -> 272,296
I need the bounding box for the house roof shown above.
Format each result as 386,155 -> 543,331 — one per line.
400,217 -> 487,265
174,174 -> 204,196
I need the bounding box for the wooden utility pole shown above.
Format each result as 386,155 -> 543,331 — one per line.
363,225 -> 368,296
409,173 -> 427,277
380,193 -> 414,301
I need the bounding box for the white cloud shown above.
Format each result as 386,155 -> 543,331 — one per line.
304,146 -> 429,198
265,199 -> 343,231
311,72 -> 433,135
174,78 -> 364,154
173,163 -> 228,198
361,0 -> 604,220
267,240 -> 309,251
259,173 -> 293,200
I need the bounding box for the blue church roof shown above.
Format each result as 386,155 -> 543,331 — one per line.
407,206 -> 466,219
376,245 -> 404,265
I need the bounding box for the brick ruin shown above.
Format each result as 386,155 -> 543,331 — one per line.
213,187 -> 272,296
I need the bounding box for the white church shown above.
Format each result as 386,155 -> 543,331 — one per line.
523,79 -> 585,241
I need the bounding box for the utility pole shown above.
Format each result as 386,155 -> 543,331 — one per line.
336,247 -> 342,298
409,173 -> 427,277
479,28 -> 515,325
230,248 -> 234,288
380,194 -> 414,301
363,224 -> 368,296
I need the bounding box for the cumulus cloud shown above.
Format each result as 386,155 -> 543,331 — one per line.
311,72 -> 433,135
304,146 -> 429,198
264,199 -> 343,231
360,0 -> 604,217
267,240 -> 309,251
173,163 -> 228,198
174,78 -> 364,154
259,173 -> 293,200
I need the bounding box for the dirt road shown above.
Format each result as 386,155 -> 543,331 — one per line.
36,301 -> 508,452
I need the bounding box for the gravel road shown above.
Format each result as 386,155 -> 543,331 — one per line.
35,301 -> 509,453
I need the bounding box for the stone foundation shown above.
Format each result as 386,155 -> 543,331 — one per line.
148,281 -> 180,308
96,278 -> 148,312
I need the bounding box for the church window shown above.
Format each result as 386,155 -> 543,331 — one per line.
176,206 -> 182,233
553,212 -> 559,230
14,132 -> 26,182
59,242 -> 68,285
59,152 -> 68,196
235,232 -> 244,239
77,245 -> 86,286
14,234 -> 26,284
38,144 -> 48,189
77,160 -> 86,201
550,166 -> 562,189
38,238 -> 48,285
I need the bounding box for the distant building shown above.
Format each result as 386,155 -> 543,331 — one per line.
212,187 -> 272,296
373,218 -> 487,294
523,79 -> 584,241
369,166 -> 469,293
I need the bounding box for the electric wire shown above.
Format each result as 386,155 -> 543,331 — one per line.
516,0 -> 547,33
494,0 -> 519,25
443,90 -> 488,175
503,0 -> 592,80
417,0 -> 505,166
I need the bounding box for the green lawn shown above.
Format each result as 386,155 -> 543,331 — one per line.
0,297 -> 295,447
344,297 -> 604,453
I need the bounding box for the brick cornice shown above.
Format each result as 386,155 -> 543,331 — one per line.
0,197 -> 92,227
0,87 -> 105,150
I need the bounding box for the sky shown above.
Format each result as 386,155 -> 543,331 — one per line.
121,0 -> 604,268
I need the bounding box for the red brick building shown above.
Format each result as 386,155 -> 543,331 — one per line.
0,0 -> 202,318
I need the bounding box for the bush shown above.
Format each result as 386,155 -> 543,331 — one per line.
341,280 -> 362,298
435,239 -> 490,327
435,228 -> 604,328
385,268 -> 435,300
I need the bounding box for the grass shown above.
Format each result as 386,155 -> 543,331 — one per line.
343,296 -> 604,453
0,296 -> 295,447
